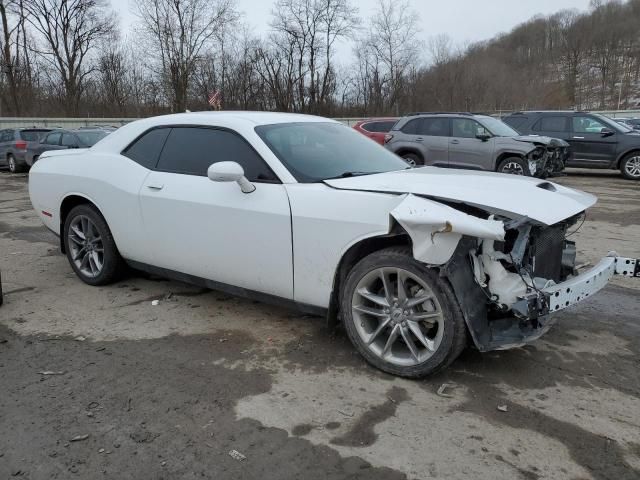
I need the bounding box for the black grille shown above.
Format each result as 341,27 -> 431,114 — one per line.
528,225 -> 566,282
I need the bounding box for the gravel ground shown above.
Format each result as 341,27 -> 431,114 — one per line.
0,168 -> 639,480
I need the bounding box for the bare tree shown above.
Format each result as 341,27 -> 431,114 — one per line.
0,0 -> 36,115
23,0 -> 115,115
134,0 -> 239,112
270,0 -> 358,113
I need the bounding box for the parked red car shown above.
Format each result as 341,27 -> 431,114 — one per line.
352,118 -> 398,145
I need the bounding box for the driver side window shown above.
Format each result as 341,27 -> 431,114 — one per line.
573,116 -> 607,134
452,119 -> 484,139
156,127 -> 279,183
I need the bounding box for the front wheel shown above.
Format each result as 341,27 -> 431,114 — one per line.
340,247 -> 467,378
497,156 -> 530,176
63,204 -> 125,286
620,153 -> 640,180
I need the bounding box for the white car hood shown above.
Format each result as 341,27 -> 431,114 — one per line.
324,167 -> 596,225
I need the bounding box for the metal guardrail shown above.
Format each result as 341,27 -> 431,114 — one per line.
1,110 -> 640,129
0,117 -> 133,129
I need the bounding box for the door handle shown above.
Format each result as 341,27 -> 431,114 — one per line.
572,136 -> 585,139
450,140 -> 460,144
146,183 -> 164,191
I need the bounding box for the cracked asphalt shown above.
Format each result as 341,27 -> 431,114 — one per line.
0,168 -> 639,479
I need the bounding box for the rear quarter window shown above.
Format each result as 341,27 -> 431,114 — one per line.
400,119 -> 422,135
19,131 -> 49,141
122,128 -> 171,169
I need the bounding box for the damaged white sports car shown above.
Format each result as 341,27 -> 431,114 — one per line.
28,112 -> 639,377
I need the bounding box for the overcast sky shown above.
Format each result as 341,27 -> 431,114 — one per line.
113,0 -> 592,62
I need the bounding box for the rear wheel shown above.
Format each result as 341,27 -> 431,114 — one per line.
340,247 -> 467,378
401,152 -> 422,167
63,204 -> 125,286
7,154 -> 24,173
620,153 -> 640,180
497,156 -> 529,176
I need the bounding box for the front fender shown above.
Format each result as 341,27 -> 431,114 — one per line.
391,194 -> 505,265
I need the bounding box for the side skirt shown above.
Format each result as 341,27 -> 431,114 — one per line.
125,260 -> 327,318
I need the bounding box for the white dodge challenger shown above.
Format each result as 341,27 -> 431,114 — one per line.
28,112 -> 639,377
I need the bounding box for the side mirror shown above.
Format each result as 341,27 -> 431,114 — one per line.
207,161 -> 255,194
601,128 -> 615,137
476,133 -> 491,142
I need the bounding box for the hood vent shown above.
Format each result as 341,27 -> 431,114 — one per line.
536,182 -> 557,192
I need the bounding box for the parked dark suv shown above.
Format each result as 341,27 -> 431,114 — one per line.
503,111 -> 640,180
0,128 -> 52,173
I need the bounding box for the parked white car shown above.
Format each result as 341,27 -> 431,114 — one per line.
28,112 -> 638,377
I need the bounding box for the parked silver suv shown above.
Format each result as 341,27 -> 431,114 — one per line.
384,113 -> 569,178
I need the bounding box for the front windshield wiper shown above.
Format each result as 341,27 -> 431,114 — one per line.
323,171 -> 373,180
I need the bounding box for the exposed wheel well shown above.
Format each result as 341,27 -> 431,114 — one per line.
495,152 -> 524,171
395,149 -> 423,160
59,195 -> 98,253
326,228 -> 412,328
617,149 -> 640,168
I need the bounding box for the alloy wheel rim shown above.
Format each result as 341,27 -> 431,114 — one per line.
8,157 -> 15,172
502,161 -> 525,175
351,267 -> 444,367
68,215 -> 104,278
404,156 -> 417,167
625,156 -> 640,177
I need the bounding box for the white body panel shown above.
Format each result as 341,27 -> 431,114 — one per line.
139,172 -> 293,298
284,184 -> 403,307
326,166 -> 596,226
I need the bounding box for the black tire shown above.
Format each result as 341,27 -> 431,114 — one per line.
401,152 -> 423,167
620,152 -> 640,180
497,156 -> 529,176
340,246 -> 467,378
63,204 -> 125,286
7,154 -> 25,173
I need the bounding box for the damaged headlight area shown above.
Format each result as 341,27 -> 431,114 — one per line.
526,144 -> 570,178
469,215 -> 580,318
526,147 -> 547,177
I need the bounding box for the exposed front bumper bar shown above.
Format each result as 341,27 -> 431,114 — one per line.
512,255 -> 639,320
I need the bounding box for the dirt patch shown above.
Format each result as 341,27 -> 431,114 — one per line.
0,325 -> 406,480
330,387 -> 409,447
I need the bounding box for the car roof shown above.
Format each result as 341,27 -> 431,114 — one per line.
92,111 -> 339,153
507,110 -> 588,115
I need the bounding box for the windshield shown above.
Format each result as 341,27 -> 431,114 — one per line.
76,131 -> 108,146
477,116 -> 520,137
255,122 -> 410,183
593,114 -> 633,133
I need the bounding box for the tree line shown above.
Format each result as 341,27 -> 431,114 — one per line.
0,0 -> 639,118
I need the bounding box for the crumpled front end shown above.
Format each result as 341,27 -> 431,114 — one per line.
391,194 -> 638,351
512,136 -> 570,178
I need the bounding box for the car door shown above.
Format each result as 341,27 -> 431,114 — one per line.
569,115 -> 618,167
448,118 -> 495,170
138,126 -> 294,299
415,117 -> 450,166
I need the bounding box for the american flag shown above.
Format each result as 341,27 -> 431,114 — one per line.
208,90 -> 222,110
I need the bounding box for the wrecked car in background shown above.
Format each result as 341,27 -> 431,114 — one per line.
385,112 -> 569,178
28,112 -> 638,378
